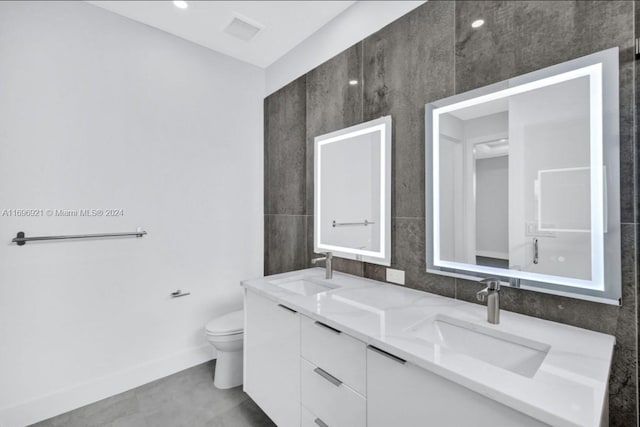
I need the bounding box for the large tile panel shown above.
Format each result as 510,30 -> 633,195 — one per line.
363,1 -> 455,218
392,218 -> 455,298
264,76 -> 307,215
264,215 -> 307,275
305,43 -> 363,215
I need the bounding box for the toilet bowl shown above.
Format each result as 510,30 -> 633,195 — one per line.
205,309 -> 244,389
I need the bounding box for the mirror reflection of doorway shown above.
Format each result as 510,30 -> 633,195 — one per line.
474,140 -> 509,269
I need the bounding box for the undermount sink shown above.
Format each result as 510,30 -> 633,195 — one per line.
409,315 -> 550,378
268,276 -> 339,296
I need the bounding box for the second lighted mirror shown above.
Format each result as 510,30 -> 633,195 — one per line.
314,116 -> 392,266
426,48 -> 621,304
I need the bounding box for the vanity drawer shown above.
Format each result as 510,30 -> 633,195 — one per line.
301,358 -> 366,427
301,315 -> 366,395
301,405 -> 330,427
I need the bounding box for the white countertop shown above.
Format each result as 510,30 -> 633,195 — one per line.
241,268 -> 615,427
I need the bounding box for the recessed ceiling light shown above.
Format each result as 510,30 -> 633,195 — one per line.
471,19 -> 485,28
173,1 -> 188,10
349,80 -> 358,86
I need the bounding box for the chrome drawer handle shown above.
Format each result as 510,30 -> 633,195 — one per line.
314,418 -> 329,427
277,304 -> 297,314
313,367 -> 342,387
368,345 -> 406,364
314,321 -> 341,334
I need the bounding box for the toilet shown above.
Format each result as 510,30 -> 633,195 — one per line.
205,309 -> 244,389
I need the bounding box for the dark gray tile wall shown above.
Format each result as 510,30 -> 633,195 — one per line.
635,0 -> 639,416
264,215 -> 306,275
454,2 -> 637,425
264,76 -> 306,217
455,0 -> 636,224
363,1 -> 455,219
306,43 -> 363,216
303,43 -> 365,272
264,76 -> 307,275
263,1 -> 637,424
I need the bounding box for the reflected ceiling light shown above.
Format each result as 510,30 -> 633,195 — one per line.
471,19 -> 485,28
349,80 -> 358,86
173,1 -> 188,9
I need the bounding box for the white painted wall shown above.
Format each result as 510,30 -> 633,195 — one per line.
0,2 -> 264,426
265,1 -> 426,95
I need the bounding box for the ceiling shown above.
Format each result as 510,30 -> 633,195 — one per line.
87,1 -> 355,68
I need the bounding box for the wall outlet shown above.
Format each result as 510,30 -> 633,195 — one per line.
386,268 -> 405,285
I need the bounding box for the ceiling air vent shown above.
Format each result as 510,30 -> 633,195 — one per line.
224,14 -> 263,41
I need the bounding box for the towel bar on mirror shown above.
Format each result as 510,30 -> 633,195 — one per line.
332,219 -> 375,227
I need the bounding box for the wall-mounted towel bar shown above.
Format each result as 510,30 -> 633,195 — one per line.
11,229 -> 147,246
332,219 -> 374,227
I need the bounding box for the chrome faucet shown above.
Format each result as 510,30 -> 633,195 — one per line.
311,252 -> 333,279
476,277 -> 501,324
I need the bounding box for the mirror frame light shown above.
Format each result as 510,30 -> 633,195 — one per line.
425,48 -> 621,305
314,116 -> 392,266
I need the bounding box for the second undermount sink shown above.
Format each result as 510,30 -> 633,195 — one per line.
268,275 -> 339,296
409,315 -> 550,378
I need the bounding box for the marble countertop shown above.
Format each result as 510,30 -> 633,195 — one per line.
241,268 -> 615,427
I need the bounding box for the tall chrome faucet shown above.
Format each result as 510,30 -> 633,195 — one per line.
476,277 -> 501,324
312,252 -> 333,279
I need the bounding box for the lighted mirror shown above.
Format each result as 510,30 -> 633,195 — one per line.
426,48 -> 621,304
314,116 -> 392,266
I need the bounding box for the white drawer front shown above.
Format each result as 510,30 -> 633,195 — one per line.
301,358 -> 366,427
301,315 -> 366,395
301,405 -> 330,427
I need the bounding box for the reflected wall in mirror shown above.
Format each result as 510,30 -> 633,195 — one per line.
426,48 -> 621,304
314,116 -> 392,266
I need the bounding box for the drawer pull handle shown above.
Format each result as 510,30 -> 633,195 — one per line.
368,345 -> 406,364
314,418 -> 329,427
314,321 -> 341,334
277,304 -> 297,314
313,367 -> 342,387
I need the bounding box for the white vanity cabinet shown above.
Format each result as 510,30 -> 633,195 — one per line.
244,290 -> 548,427
366,347 -> 548,427
242,270 -> 614,427
244,290 -> 300,427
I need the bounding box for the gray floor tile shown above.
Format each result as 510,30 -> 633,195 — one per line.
29,412 -> 72,427
29,361 -> 272,427
108,413 -> 148,427
207,398 -> 276,427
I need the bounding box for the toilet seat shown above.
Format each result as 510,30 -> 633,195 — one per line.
206,310 -> 243,336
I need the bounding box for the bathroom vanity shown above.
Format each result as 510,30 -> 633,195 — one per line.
242,269 -> 614,427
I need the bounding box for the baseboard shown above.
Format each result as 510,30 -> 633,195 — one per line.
0,344 -> 214,427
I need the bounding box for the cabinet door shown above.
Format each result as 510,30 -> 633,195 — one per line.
366,347 -> 548,427
244,290 -> 300,427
